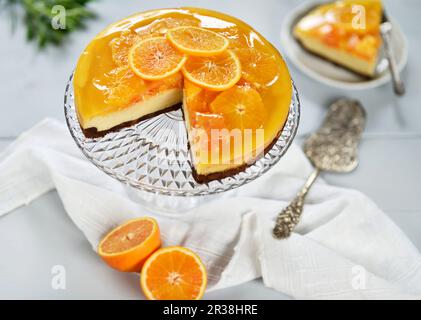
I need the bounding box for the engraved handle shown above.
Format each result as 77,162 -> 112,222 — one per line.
273,168 -> 321,239
380,22 -> 405,96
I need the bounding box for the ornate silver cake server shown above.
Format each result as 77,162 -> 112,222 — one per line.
273,98 -> 366,239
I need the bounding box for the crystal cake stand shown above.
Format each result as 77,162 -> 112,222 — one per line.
64,74 -> 300,211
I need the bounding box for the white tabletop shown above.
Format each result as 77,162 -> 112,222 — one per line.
0,0 -> 420,299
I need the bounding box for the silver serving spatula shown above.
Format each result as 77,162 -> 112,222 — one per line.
273,98 -> 366,239
380,11 -> 406,96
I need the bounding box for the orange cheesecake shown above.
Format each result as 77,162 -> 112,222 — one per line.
74,8 -> 292,182
294,0 -> 383,77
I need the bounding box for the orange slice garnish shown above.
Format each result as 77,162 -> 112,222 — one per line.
102,66 -> 146,107
210,85 -> 267,130
211,26 -> 249,49
98,217 -> 161,272
138,16 -> 201,38
140,246 -> 207,300
182,50 -> 241,91
128,37 -> 186,80
167,26 -> 229,56
233,47 -> 280,87
184,79 -> 220,113
110,30 -> 141,66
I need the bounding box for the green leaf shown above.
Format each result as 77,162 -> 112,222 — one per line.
1,0 -> 97,48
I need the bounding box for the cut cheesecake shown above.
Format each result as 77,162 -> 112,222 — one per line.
73,8 -> 293,182
294,0 -> 383,77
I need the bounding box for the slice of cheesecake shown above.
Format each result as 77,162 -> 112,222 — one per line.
75,70 -> 183,137
73,8 -> 292,182
294,0 -> 383,77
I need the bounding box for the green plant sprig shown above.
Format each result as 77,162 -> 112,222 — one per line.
1,0 -> 96,48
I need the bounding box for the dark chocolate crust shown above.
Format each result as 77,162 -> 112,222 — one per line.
294,36 -> 374,80
81,103 -> 182,138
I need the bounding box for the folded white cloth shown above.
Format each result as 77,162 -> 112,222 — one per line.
1,119 -> 420,299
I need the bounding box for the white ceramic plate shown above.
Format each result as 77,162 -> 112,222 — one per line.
280,0 -> 409,90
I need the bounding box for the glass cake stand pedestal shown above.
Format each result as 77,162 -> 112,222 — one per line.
64,74 -> 300,213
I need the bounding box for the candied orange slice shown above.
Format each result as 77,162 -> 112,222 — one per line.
140,246 -> 207,300
184,78 -> 203,101
101,66 -> 146,107
138,16 -> 201,38
184,79 -> 220,113
182,50 -> 241,91
233,47 -> 280,87
98,217 -> 161,272
210,85 -> 267,130
129,37 -> 186,80
110,30 -> 141,66
167,26 -> 229,56
212,26 -> 249,49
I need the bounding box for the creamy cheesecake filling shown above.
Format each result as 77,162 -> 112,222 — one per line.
295,35 -> 378,77
79,88 -> 183,131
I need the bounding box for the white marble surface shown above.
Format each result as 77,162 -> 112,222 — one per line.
0,0 -> 420,299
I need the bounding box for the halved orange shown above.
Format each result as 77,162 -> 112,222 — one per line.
233,47 -> 280,87
140,246 -> 207,300
210,85 -> 267,130
98,217 -> 161,272
182,50 -> 241,91
129,37 -> 186,80
167,26 -> 229,56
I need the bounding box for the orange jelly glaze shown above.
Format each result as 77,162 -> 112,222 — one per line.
74,8 -> 292,146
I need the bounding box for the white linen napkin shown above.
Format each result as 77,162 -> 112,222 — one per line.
1,119 -> 420,299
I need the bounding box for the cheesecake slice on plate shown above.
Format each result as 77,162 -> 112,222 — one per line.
73,8 -> 292,182
293,0 -> 383,77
